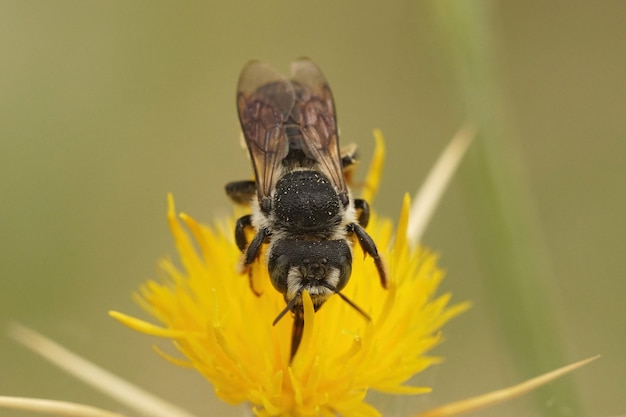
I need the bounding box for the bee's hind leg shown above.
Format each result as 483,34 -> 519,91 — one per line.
353,198 -> 370,228
225,180 -> 257,206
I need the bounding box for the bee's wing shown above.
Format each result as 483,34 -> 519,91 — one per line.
289,58 -> 347,195
237,61 -> 295,202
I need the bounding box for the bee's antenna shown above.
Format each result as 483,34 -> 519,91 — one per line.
320,282 -> 371,321
272,290 -> 301,326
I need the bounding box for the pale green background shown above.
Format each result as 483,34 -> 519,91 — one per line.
1,1 -> 624,417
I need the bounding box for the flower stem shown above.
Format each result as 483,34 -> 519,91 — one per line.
430,2 -> 583,415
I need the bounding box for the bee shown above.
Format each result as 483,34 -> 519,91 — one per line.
225,59 -> 387,360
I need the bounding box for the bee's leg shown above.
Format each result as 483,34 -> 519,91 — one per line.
340,143 -> 358,186
348,223 -> 388,289
353,198 -> 370,228
245,227 -> 269,296
225,180 -> 257,205
235,217 -> 269,296
244,227 -> 269,266
234,214 -> 253,252
236,216 -> 269,263
235,214 -> 268,265
341,143 -> 358,169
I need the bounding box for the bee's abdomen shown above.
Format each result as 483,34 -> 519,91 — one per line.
273,170 -> 342,233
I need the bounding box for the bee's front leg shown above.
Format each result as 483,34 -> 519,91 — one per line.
235,215 -> 269,296
244,227 -> 269,266
235,215 -> 269,264
348,222 -> 388,289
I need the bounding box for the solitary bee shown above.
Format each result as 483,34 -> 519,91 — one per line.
225,59 -> 387,359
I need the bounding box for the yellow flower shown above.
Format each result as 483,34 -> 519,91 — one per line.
112,133 -> 468,417
4,128 -> 595,417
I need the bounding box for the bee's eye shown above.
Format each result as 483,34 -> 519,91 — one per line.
336,253 -> 352,291
268,253 -> 289,294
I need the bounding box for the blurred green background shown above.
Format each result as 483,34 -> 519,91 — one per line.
1,1 -> 624,416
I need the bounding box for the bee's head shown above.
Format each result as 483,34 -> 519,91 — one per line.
268,239 -> 352,310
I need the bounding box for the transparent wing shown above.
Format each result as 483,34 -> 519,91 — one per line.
289,58 -> 347,195
236,61 -> 295,201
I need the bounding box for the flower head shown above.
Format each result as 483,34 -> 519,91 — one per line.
112,134 -> 468,417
